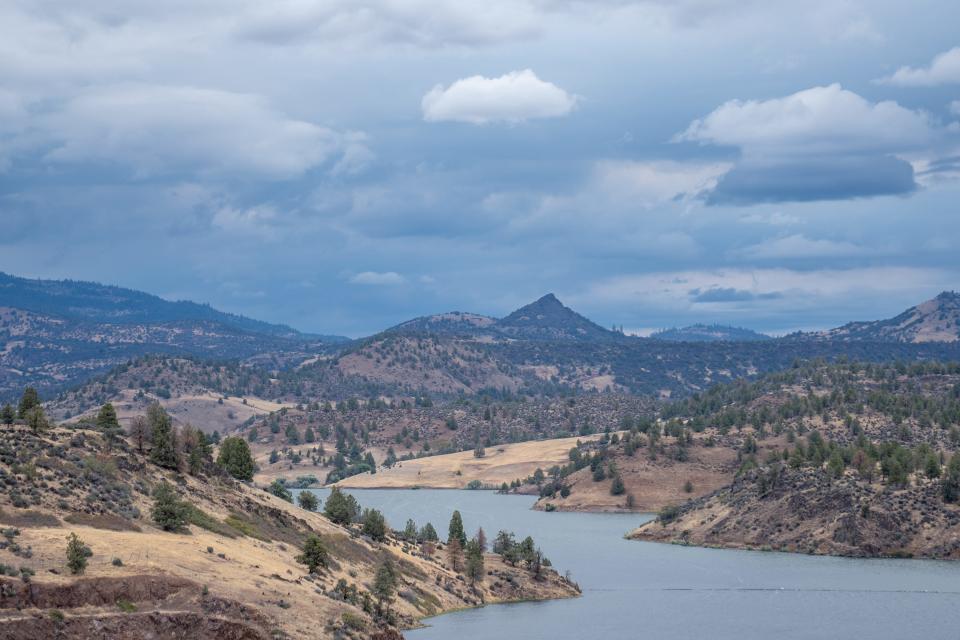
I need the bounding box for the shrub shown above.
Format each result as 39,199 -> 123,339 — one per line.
267,480 -> 292,503
66,532 -> 87,575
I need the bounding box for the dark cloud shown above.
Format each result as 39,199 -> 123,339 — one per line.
688,287 -> 784,303
706,155 -> 917,205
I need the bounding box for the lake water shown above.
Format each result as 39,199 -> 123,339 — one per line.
301,488 -> 960,640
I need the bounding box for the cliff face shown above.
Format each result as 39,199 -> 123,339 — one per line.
630,466 -> 960,559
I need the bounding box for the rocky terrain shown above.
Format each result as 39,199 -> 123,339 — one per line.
810,290 -> 960,343
630,465 -> 960,559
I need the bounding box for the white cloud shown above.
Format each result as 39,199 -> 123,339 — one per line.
39,85 -> 364,179
422,69 -> 577,124
349,271 -> 406,285
591,160 -> 731,206
878,47 -> 960,87
677,84 -> 934,155
734,234 -> 866,259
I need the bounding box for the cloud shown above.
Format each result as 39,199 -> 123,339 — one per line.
734,234 -> 866,259
349,271 -> 406,285
677,84 -> 938,203
738,211 -> 801,226
584,267 -> 958,311
35,85 -> 368,179
678,84 -> 933,154
878,47 -> 960,87
951,100 -> 960,116
590,160 -> 731,206
422,70 -> 577,124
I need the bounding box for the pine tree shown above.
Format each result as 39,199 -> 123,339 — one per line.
448,510 -> 466,546
446,537 -> 463,572
97,402 -> 123,449
0,404 -> 14,425
419,522 -> 438,542
373,555 -> 398,608
323,487 -> 359,525
465,539 -> 485,584
362,508 -> 387,541
268,479 -> 292,502
148,404 -> 179,469
216,437 -> 255,481
24,406 -> 50,434
475,527 -> 487,552
17,387 -> 39,419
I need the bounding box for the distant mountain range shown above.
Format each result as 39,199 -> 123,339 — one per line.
3,271 -> 960,404
0,272 -> 347,400
650,324 -> 772,343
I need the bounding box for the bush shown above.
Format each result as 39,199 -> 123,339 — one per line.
66,532 -> 87,575
658,505 -> 680,525
267,480 -> 292,503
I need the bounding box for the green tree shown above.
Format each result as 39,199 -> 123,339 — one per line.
296,534 -> 329,573
403,518 -> 418,540
298,490 -> 319,511
97,402 -> 123,449
465,539 -> 485,584
362,508 -> 387,541
268,479 -> 292,502
24,405 -> 50,434
610,474 -> 625,495
1,404 -> 14,425
372,555 -> 398,608
448,510 -> 466,546
217,437 -> 255,481
148,403 -> 179,469
66,532 -> 87,575
419,522 -> 438,542
17,387 -> 40,419
827,450 -> 845,480
324,487 -> 359,525
151,482 -> 189,532
925,454 -> 942,480
942,453 -> 960,502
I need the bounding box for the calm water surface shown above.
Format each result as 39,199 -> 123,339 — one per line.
302,488 -> 960,640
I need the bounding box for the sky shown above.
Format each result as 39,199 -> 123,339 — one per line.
1,0 -> 959,337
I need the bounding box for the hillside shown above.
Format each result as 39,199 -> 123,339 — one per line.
495,294 -> 622,342
813,291 -> 960,343
0,415 -> 577,638
0,273 -> 345,402
650,324 -> 771,342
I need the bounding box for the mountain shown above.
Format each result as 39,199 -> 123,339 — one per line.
650,324 -> 772,343
387,311 -> 497,335
814,291 -> 960,343
0,272 -> 346,400
495,293 -> 623,342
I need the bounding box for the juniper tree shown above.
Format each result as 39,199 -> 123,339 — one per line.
0,404 -> 14,425
372,555 -> 398,609
297,490 -> 319,512
324,487 -> 360,525
268,479 -> 292,502
296,535 -> 329,573
66,532 -> 87,575
151,482 -> 189,532
362,508 -> 387,541
217,437 -> 255,481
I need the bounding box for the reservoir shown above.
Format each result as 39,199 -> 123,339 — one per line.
301,488 -> 960,640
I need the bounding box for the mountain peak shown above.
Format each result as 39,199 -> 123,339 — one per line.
496,294 -> 621,341
819,290 -> 960,343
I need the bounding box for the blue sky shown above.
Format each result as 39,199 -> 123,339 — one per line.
1,1 -> 959,337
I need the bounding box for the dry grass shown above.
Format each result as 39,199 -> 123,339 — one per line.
338,435 -> 600,489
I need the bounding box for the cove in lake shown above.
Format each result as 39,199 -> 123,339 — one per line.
302,488 -> 960,640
